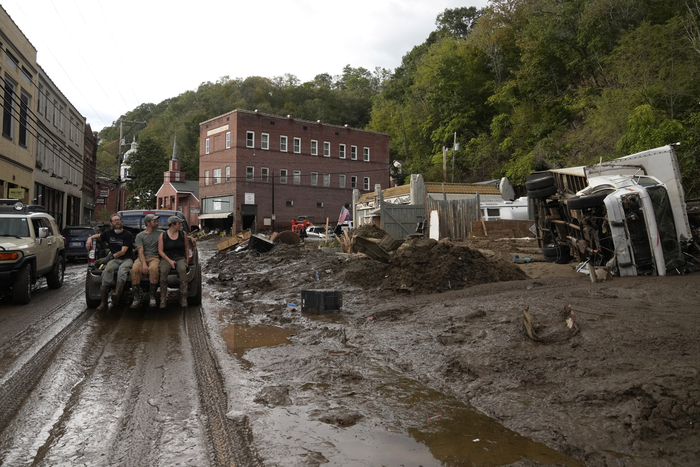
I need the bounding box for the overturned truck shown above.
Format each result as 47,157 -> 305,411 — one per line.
527,145 -> 700,276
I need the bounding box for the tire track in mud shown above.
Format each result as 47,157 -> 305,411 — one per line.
185,305 -> 262,467
0,299 -> 92,433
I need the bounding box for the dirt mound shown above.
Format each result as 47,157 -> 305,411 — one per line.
352,224 -> 387,239
342,238 -> 528,294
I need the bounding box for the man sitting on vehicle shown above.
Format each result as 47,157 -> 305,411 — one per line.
85,213 -> 134,311
129,214 -> 161,308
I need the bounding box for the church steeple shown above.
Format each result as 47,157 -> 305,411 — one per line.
165,134 -> 184,182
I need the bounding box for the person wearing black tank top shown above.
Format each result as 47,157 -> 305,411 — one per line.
158,216 -> 190,307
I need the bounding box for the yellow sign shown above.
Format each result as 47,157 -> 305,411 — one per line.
9,188 -> 25,199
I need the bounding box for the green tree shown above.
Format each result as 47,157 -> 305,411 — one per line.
125,136 -> 168,209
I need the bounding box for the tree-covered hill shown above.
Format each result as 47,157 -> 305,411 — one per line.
101,0 -> 700,209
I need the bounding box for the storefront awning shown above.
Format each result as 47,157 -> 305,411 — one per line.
198,212 -> 233,220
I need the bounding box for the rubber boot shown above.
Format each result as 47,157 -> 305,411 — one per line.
159,281 -> 168,309
149,283 -> 158,308
97,285 -> 110,311
179,279 -> 188,307
130,285 -> 142,309
111,279 -> 126,305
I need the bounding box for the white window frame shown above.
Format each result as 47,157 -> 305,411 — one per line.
225,131 -> 231,149
213,168 -> 221,184
205,138 -> 210,154
311,172 -> 318,186
280,135 -> 288,152
225,166 -> 230,182
339,174 -> 346,188
246,131 -> 255,148
351,145 -> 357,160
339,144 -> 346,159
323,142 -> 330,157
205,170 -> 210,186
261,167 -> 269,183
246,166 -> 254,181
351,176 -> 357,189
323,173 -> 330,187
364,147 -> 370,162
280,169 -> 288,184
293,137 -> 301,153
261,133 -> 269,150
311,140 -> 318,156
293,170 -> 301,185
364,177 -> 370,190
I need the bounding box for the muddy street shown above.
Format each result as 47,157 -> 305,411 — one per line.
1,237 -> 699,467
0,260 -> 257,466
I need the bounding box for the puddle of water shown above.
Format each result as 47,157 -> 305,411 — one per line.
380,378 -> 586,467
220,323 -> 295,360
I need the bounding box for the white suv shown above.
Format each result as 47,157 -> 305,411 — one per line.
0,199 -> 66,304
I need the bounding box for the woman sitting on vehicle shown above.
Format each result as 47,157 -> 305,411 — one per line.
158,216 -> 190,308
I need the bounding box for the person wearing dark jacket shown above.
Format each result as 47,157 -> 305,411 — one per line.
85,213 -> 134,310
158,216 -> 190,308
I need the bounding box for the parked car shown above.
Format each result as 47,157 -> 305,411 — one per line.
305,225 -> 328,240
62,225 -> 99,261
85,210 -> 202,308
0,199 -> 65,304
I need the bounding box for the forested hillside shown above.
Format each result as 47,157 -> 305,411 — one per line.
99,0 -> 700,209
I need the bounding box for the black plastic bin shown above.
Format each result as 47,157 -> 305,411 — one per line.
301,290 -> 343,314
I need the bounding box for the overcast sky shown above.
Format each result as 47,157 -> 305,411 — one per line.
3,0 -> 488,133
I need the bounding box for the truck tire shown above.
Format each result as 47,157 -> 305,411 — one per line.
85,275 -> 101,309
46,255 -> 65,289
13,264 -> 32,305
542,244 -> 572,264
526,173 -> 555,190
187,269 -> 202,306
567,191 -> 608,210
527,185 -> 557,199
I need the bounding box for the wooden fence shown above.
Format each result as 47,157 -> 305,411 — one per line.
425,195 -> 481,240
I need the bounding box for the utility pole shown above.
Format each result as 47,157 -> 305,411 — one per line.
115,119 -> 146,212
451,132 -> 458,183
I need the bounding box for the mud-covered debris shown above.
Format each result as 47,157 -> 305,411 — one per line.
254,385 -> 292,407
315,408 -> 363,427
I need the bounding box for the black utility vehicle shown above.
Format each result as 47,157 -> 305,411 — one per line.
84,210 -> 202,308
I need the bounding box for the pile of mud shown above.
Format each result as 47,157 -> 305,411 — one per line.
341,238 -> 528,294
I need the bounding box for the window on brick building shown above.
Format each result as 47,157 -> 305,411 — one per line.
225,131 -> 230,149
3,78 -> 16,140
317,202 -> 324,208
323,142 -> 330,157
225,166 -> 230,182
246,131 -> 254,148
351,176 -> 357,188
339,174 -> 346,188
293,137 -> 301,153
213,168 -> 221,184
280,169 -> 288,184
280,135 -> 288,152
311,172 -> 318,186
205,170 -> 210,185
323,173 -> 330,187
246,166 -> 254,181
205,138 -> 210,154
261,133 -> 269,150
351,145 -> 357,160
339,144 -> 346,159
311,140 -> 318,156
364,177 -> 370,190
364,147 -> 370,162
293,170 -> 301,185
261,167 -> 269,183
286,200 -> 293,207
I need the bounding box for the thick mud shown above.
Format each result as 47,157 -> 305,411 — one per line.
205,234 -> 700,466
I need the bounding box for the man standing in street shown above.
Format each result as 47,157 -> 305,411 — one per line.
129,214 -> 161,308
85,214 -> 134,311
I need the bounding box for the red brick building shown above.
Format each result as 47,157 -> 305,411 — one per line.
155,138 -> 200,230
199,110 -> 390,232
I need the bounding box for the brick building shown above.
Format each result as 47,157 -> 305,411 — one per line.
199,109 -> 390,233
